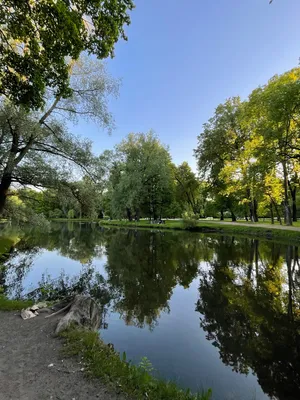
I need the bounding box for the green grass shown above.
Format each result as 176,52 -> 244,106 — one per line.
50,218 -> 99,222
61,327 -> 212,400
0,294 -> 33,311
99,219 -> 300,244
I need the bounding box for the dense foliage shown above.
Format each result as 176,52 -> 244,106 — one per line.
195,68 -> 300,225
0,0 -> 134,109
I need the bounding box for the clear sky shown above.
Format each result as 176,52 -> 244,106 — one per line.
72,0 -> 300,171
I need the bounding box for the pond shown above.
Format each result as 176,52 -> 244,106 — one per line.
1,222 -> 300,400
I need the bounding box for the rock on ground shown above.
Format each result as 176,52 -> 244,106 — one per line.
0,311 -> 126,400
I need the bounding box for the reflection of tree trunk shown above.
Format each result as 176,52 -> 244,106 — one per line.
247,239 -> 255,280
270,202 -> 274,224
254,240 -> 259,286
286,245 -> 294,320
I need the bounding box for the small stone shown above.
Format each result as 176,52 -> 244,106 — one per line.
21,309 -> 37,320
48,363 -> 54,368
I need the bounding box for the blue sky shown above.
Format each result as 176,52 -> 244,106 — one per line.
73,0 -> 300,171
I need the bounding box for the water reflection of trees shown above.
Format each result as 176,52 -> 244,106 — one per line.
196,237 -> 300,400
0,225 -> 205,328
2,224 -> 300,398
104,230 -> 204,328
0,223 -> 109,299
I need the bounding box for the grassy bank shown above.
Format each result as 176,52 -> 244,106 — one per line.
0,294 -> 33,311
50,217 -> 99,222
61,327 -> 212,400
99,219 -> 300,243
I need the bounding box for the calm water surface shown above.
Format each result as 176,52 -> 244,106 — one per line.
1,222 -> 300,400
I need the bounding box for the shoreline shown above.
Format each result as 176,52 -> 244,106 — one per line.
0,297 -> 211,400
97,219 -> 300,244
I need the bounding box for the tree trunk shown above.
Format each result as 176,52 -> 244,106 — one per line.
290,185 -> 297,222
230,210 -> 236,222
253,199 -> 259,222
272,199 -> 282,225
0,173 -> 12,215
270,202 -> 274,224
126,208 -> 132,221
135,208 -> 140,221
220,209 -> 224,221
282,162 -> 293,225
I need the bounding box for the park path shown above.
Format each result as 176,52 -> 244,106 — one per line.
0,311 -> 126,400
206,220 -> 300,232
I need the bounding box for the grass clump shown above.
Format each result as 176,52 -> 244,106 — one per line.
61,327 -> 212,400
0,294 -> 33,311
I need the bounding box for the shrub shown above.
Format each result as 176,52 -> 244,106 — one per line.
182,212 -> 199,230
67,209 -> 75,219
49,209 -> 63,219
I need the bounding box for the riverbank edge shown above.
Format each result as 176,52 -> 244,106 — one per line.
98,220 -> 300,244
61,327 -> 212,400
0,297 -> 211,400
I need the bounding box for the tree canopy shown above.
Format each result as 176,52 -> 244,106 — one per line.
0,0 -> 134,109
195,68 -> 300,225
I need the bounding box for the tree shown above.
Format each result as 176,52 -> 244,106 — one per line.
0,57 -> 118,214
195,98 -> 245,221
0,0 -> 134,109
174,162 -> 203,216
108,132 -> 175,220
246,68 -> 300,225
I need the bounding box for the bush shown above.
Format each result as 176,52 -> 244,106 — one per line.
4,196 -> 50,229
182,218 -> 198,230
67,209 -> 75,219
182,212 -> 199,230
49,209 -> 63,219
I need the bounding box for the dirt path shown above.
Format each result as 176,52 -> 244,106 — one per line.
206,220 -> 300,232
0,311 -> 126,400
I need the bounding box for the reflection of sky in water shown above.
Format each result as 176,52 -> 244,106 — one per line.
5,243 -> 268,400
6,250 -> 107,297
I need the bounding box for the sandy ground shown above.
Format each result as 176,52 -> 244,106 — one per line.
0,311 -> 126,400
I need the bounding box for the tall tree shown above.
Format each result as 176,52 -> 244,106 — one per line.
108,132 -> 174,220
195,97 -> 245,221
246,68 -> 300,225
174,162 -> 202,215
0,57 -> 118,214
